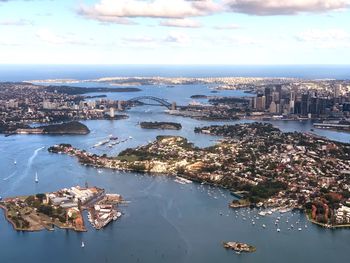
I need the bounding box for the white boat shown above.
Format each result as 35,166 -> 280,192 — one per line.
258,211 -> 267,216
174,178 -> 186,185
14,160 -> 17,165
298,227 -> 302,231
81,241 -> 85,248
174,176 -> 192,184
262,224 -> 266,228
277,228 -> 281,232
35,172 -> 38,183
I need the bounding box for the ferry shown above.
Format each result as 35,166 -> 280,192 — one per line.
279,207 -> 291,213
258,211 -> 267,216
174,176 -> 192,185
113,212 -> 122,221
93,139 -> 110,148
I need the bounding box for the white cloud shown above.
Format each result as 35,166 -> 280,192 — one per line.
213,23 -> 241,29
296,28 -> 350,48
224,0 -> 350,15
0,19 -> 33,26
36,28 -> 90,45
121,31 -> 191,48
78,0 -> 222,23
159,18 -> 201,28
164,31 -> 191,44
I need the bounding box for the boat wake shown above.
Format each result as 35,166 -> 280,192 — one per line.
4,146 -> 44,193
3,171 -> 16,181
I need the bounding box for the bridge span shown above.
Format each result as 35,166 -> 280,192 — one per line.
127,96 -> 178,110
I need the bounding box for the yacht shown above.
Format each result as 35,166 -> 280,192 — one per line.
81,241 -> 85,248
262,224 -> 266,228
35,172 -> 38,183
14,160 -> 17,165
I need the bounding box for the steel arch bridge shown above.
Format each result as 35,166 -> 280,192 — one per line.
127,96 -> 173,109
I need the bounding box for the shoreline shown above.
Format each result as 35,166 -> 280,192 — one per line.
0,204 -> 87,232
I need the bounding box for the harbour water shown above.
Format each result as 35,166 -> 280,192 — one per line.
1,66 -> 350,262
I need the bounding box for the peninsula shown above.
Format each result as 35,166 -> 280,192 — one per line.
6,121 -> 90,135
0,186 -> 122,232
47,122 -> 350,228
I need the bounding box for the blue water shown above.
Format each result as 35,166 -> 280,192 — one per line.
0,67 -> 350,263
1,65 -> 350,81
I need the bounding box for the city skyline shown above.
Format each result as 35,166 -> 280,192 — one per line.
1,0 -> 350,64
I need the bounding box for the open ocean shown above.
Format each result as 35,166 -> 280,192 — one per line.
1,64 -> 350,81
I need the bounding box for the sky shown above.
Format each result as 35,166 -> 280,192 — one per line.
0,0 -> 350,64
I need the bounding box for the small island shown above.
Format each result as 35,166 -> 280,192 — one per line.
223,241 -> 256,253
0,186 -> 123,232
140,121 -> 182,130
190,94 -> 208,99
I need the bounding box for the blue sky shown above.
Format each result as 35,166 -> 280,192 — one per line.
0,0 -> 350,64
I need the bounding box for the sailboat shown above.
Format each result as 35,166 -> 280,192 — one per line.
81,241 -> 85,248
35,172 -> 38,183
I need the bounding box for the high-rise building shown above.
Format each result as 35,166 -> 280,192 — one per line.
269,101 -> 277,113
289,91 -> 296,114
301,94 -> 309,116
264,87 -> 272,110
255,95 -> 266,111
334,84 -> 341,98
